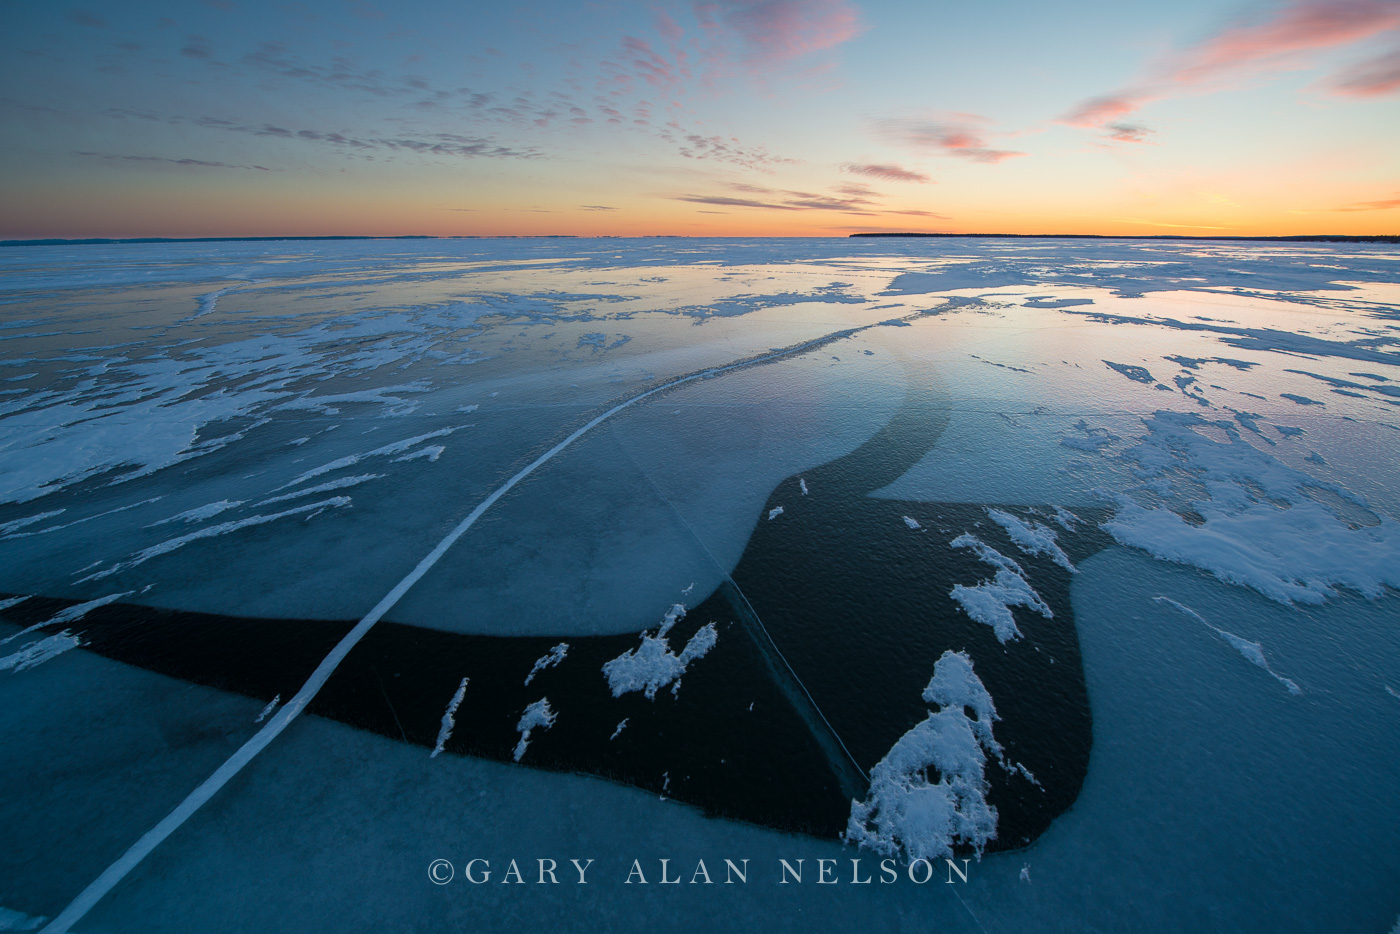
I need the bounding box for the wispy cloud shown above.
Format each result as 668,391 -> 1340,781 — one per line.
693,0 -> 865,63
1062,0 -> 1400,132
72,150 -> 272,170
1104,122 -> 1154,143
876,114 -> 1026,163
1324,41 -> 1400,94
1330,194 -> 1400,210
580,204 -> 617,211
842,161 -> 930,182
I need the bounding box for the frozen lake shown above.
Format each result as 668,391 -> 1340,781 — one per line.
1,236 -> 1397,932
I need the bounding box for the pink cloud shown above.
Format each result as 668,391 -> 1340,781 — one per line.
877,115 -> 1026,164
1326,43 -> 1400,94
1104,122 -> 1154,143
1061,0 -> 1400,131
1330,194 -> 1400,210
692,0 -> 865,62
842,161 -> 930,182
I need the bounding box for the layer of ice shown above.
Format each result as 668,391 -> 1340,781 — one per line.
0,631 -> 82,674
1155,597 -> 1302,694
985,508 -> 1076,572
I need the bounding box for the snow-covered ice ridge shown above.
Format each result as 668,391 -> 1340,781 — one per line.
847,650 -> 1006,862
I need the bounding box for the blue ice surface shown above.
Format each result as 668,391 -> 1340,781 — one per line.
0,237 -> 1397,932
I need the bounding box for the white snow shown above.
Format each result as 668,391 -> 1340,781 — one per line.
524,643 -> 569,685
948,534 -> 1052,643
602,604 -> 718,700
512,698 -> 556,762
431,678 -> 469,758
985,507 -> 1076,572
276,429 -> 457,490
148,500 -> 244,527
846,650 -> 1004,862
78,497 -> 351,582
1155,597 -> 1302,694
0,630 -> 82,673
254,695 -> 281,724
392,445 -> 445,463
1103,411 -> 1400,605
0,591 -> 132,646
799,478 -> 808,495
254,474 -> 382,506
767,506 -> 784,520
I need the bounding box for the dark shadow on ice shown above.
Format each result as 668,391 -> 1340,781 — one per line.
0,367 -> 1113,852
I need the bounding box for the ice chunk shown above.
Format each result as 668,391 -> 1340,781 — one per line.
512,697 -> 556,762
985,508 -> 1076,572
948,534 -> 1052,643
0,630 -> 82,673
524,643 -> 569,685
846,650 -> 1004,862
768,506 -> 784,520
431,678 -> 469,758
903,515 -> 921,530
602,604 -> 718,700
799,478 -> 808,495
610,718 -> 628,740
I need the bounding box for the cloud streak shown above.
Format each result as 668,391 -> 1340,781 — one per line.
1062,0 -> 1400,131
876,115 -> 1026,163
842,161 -> 930,182
693,0 -> 865,63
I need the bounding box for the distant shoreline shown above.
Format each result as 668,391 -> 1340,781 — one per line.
1,232 -> 1396,248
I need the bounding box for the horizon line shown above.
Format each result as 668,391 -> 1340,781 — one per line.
2,232 -> 1398,248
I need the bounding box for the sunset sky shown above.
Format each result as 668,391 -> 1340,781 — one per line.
2,0 -> 1398,238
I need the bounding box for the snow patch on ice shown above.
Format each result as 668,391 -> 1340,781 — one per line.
431,678 -> 468,758
148,499 -> 243,527
903,515 -> 921,530
0,591 -> 132,646
768,506 -> 784,520
846,650 -> 1005,862
276,429 -> 456,489
524,643 -> 569,685
1103,411 -> 1400,605
948,534 -> 1052,643
392,445 -> 445,463
0,630 -> 82,673
79,497 -> 351,582
0,510 -> 64,535
602,604 -> 718,700
255,474 -> 382,506
254,695 -> 281,724
986,508 -> 1076,572
1155,597 -> 1302,694
0,595 -> 30,613
610,718 -> 628,740
799,478 -> 808,495
513,697 -> 556,762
